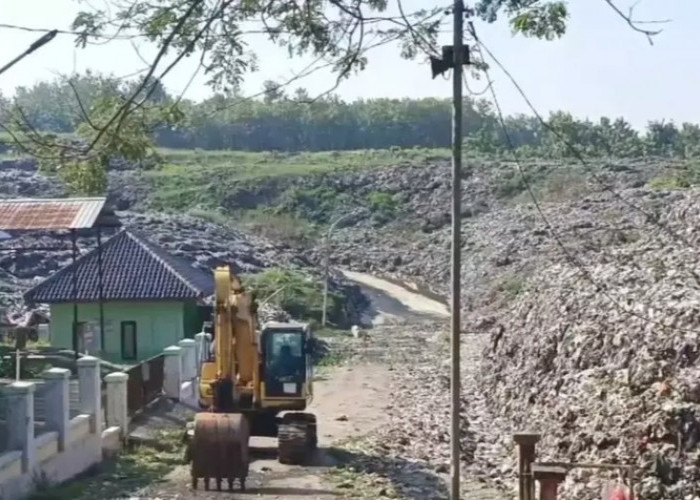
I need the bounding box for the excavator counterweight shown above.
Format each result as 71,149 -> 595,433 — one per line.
188,265 -> 317,491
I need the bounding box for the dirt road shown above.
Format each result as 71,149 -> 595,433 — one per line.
133,362 -> 392,499
338,269 -> 449,323
132,271 -> 446,499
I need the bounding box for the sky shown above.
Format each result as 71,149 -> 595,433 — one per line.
0,0 -> 695,129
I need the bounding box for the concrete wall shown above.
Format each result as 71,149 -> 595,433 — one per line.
50,301 -> 188,363
0,357 -> 127,500
0,340 -> 201,500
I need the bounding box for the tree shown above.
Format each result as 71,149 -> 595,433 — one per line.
4,0 -> 667,193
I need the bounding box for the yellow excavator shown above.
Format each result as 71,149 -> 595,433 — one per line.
188,265 -> 317,491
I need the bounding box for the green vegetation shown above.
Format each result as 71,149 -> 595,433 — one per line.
242,268 -> 343,324
648,175 -> 691,190
142,148 -> 441,214
366,191 -> 401,222
239,210 -> 317,246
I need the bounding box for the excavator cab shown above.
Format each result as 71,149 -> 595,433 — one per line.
260,322 -> 313,406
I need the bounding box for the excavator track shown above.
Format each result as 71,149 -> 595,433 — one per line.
190,412 -> 250,491
278,412 -> 317,465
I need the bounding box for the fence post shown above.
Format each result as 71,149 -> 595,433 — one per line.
77,355 -> 102,433
43,367 -> 70,451
532,464 -> 568,500
514,432 -> 541,500
6,381 -> 36,472
104,372 -> 129,437
194,331 -> 210,369
178,338 -> 197,381
163,345 -> 183,400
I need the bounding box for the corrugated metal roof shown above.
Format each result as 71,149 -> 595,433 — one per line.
0,197 -> 107,230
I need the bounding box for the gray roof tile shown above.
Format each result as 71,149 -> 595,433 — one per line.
24,229 -> 214,303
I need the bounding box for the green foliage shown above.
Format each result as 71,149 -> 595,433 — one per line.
186,207 -> 230,225
242,268 -> 342,322
366,191 -> 400,223
475,1 -> 569,40
281,186 -> 350,223
492,273 -> 528,300
648,175 -> 692,190
239,209 -> 317,246
5,89 -> 184,195
10,73 -> 700,169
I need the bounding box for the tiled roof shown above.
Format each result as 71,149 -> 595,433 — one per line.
24,229 -> 215,304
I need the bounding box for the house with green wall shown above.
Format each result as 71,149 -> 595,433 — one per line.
23,229 -> 214,364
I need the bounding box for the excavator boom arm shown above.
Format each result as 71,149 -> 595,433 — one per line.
213,266 -> 260,401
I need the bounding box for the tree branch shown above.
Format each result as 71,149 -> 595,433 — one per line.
602,0 -> 669,45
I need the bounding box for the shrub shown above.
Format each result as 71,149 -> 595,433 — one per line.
242,268 -> 342,322
239,209 -> 317,246
366,191 -> 400,223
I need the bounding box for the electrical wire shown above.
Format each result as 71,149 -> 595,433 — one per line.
469,24 -> 700,336
467,21 -> 693,249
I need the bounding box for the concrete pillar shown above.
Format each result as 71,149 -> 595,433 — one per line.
532,465 -> 568,500
514,432 -> 541,500
77,355 -> 102,433
104,372 -> 129,437
42,367 -> 70,451
178,339 -> 197,380
6,381 -> 35,472
163,346 -> 182,400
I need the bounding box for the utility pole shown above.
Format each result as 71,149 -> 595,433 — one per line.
450,2 -> 464,498
430,2 -> 467,498
321,209 -> 364,327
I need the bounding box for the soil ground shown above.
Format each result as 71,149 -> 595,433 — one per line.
35,272 -> 503,499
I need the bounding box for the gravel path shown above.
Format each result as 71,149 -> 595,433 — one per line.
59,272 -> 508,500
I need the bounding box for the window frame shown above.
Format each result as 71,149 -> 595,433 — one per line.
120,321 -> 138,361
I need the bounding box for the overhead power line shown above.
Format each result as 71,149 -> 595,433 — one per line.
469,23 -> 700,338
467,23 -> 692,250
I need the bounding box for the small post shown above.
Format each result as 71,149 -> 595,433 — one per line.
532,464 -> 568,500
104,372 -> 129,437
321,209 -> 363,327
514,432 -> 541,500
77,355 -> 102,433
194,331 -> 211,368
321,232 -> 331,327
15,348 -> 20,380
163,345 -> 183,400
6,381 -> 36,472
178,338 -> 197,380
43,367 -> 70,451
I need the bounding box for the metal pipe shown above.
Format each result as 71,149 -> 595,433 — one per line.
97,225 -> 105,354
321,209 -> 363,327
449,1 -> 464,498
71,229 -> 78,360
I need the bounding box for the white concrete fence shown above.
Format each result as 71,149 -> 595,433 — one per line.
0,356 -> 122,499
0,337 -> 205,499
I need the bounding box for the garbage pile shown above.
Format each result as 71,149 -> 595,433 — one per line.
479,193 -> 700,499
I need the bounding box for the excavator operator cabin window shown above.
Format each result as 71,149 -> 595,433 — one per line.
265,331 -> 305,378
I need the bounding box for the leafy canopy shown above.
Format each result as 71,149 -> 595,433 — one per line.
6,0 -> 572,194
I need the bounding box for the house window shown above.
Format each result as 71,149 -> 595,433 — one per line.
121,321 -> 137,360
